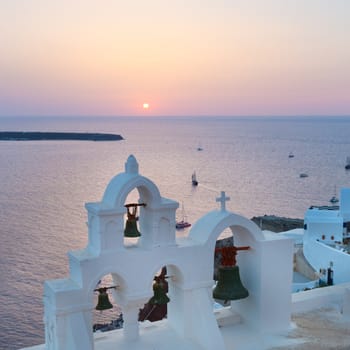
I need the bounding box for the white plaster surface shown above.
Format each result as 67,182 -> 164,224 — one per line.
16,159 -> 350,350
301,188 -> 350,285
33,155 -> 296,350
23,283 -> 350,350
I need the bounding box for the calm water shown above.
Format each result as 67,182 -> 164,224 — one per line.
1,116 -> 350,349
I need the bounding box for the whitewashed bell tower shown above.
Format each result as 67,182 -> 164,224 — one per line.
43,155 -> 293,350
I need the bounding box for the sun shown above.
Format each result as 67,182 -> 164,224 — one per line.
143,103 -> 149,110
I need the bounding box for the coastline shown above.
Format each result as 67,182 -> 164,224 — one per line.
0,131 -> 123,141
251,215 -> 304,233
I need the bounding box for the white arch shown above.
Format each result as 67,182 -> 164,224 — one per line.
85,267 -> 129,302
102,173 -> 162,210
145,261 -> 186,291
189,210 -> 264,250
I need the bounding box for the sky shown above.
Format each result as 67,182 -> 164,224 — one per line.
1,0 -> 349,117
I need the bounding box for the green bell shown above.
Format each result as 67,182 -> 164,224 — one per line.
124,218 -> 141,237
149,279 -> 170,305
124,204 -> 141,237
213,265 -> 249,301
95,287 -> 113,311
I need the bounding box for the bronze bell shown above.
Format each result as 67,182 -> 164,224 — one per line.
95,287 -> 113,311
138,268 -> 169,322
149,277 -> 170,305
124,203 -> 146,237
213,265 -> 249,301
124,217 -> 141,237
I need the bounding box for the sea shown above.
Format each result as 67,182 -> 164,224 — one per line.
1,115 -> 350,350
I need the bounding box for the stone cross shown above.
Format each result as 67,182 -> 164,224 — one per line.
216,191 -> 230,212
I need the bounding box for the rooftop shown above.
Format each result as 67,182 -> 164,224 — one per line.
22,282 -> 350,350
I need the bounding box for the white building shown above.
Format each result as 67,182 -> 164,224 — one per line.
19,157 -> 350,350
304,206 -> 343,244
23,155 -> 295,350
303,188 -> 350,285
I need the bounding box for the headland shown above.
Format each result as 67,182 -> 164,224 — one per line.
251,214 -> 304,232
0,131 -> 123,141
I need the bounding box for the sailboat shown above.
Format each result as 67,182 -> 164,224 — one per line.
192,171 -> 198,186
176,203 -> 191,229
329,186 -> 339,204
345,157 -> 350,170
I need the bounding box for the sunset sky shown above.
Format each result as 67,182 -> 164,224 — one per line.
1,0 -> 349,117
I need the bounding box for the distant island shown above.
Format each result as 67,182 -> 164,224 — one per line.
0,131 -> 123,141
251,215 -> 304,232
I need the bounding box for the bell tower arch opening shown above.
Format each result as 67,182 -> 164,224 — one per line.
139,266 -> 169,323
100,155 -> 178,250
123,189 -> 144,246
92,273 -> 124,333
213,225 -> 252,309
